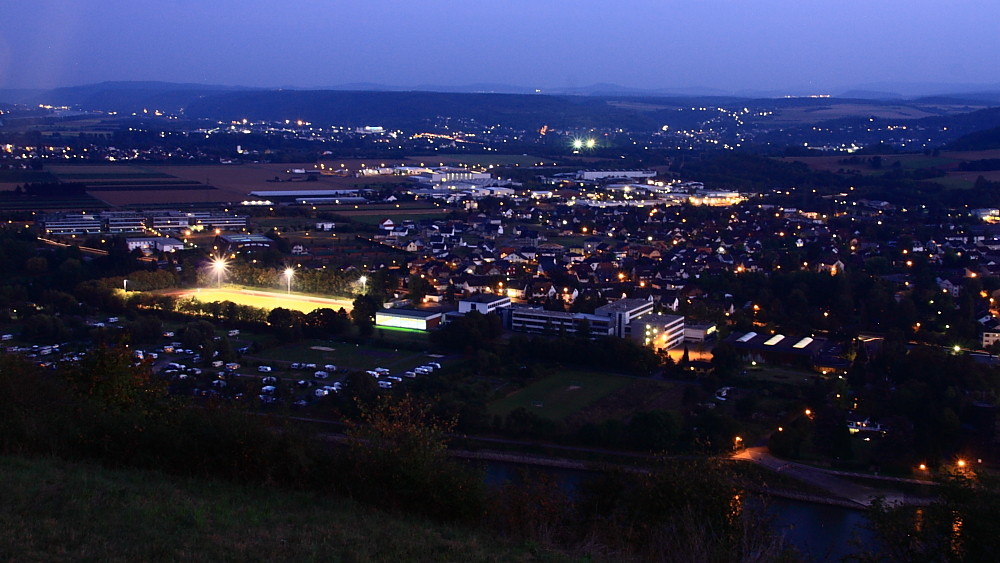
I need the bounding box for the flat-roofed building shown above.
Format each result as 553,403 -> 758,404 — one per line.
215,234 -> 273,254
629,313 -> 685,350
576,169 -> 656,181
104,212 -> 146,234
149,212 -> 191,230
685,322 -> 718,342
509,307 -> 613,337
39,213 -> 103,235
125,237 -> 185,253
595,298 -> 654,337
724,331 -> 845,372
190,213 -> 247,232
375,308 -> 443,331
458,294 -> 511,315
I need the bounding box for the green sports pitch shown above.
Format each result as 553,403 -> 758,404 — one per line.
174,287 -> 353,314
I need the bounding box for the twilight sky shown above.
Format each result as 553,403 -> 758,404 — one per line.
1,0 -> 997,94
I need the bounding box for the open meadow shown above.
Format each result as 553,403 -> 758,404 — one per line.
488,370 -> 631,421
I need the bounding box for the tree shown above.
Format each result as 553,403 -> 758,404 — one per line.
345,395 -> 485,521
711,342 -> 742,376
61,345 -> 166,413
267,307 -> 304,341
864,472 -> 1000,562
407,275 -> 433,303
351,294 -> 380,338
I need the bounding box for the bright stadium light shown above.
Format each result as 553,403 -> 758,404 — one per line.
211,257 -> 228,288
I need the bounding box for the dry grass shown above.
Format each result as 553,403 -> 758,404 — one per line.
0,455 -> 562,563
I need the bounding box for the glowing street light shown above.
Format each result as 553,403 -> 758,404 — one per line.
359,275 -> 368,294
211,257 -> 228,288
284,267 -> 295,294
123,279 -> 129,292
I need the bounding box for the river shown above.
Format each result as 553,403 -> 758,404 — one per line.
482,460 -> 876,561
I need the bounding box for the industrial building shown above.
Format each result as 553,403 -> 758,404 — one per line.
375,308 -> 443,331
576,170 -> 656,181
125,237 -> 185,254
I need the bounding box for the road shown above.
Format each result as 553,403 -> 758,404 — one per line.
732,446 -> 936,507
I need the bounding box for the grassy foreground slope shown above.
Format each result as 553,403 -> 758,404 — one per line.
0,456 -> 566,563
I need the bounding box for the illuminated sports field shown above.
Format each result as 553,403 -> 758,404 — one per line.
176,288 -> 353,314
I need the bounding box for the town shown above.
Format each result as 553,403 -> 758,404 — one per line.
3,85 -> 1000,560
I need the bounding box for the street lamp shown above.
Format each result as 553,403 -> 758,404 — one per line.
359,275 -> 367,294
211,257 -> 228,288
284,267 -> 294,294
123,279 -> 129,292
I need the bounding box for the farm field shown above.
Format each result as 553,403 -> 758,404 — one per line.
343,209 -> 449,224
43,164 -> 231,206
488,370 -> 631,421
172,287 -> 353,314
427,153 -> 550,167
777,149 -> 1000,191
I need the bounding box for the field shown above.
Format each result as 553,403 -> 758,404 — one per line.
488,371 -> 631,421
0,455 -> 555,562
778,149 -> 1000,191
173,287 -> 353,314
250,338 -> 434,372
427,153 -> 551,167
15,155 -> 550,208
765,103 -> 946,125
743,365 -> 822,386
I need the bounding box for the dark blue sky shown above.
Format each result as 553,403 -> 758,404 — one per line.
2,1 -> 997,94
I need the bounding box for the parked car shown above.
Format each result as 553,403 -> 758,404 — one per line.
258,365 -> 273,373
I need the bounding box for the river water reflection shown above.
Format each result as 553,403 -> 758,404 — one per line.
482,460 -> 876,561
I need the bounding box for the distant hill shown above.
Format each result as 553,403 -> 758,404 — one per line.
4,81 -> 998,142
182,89 -> 700,130
2,81 -> 254,114
183,89 -> 995,131
945,125 -> 1000,151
